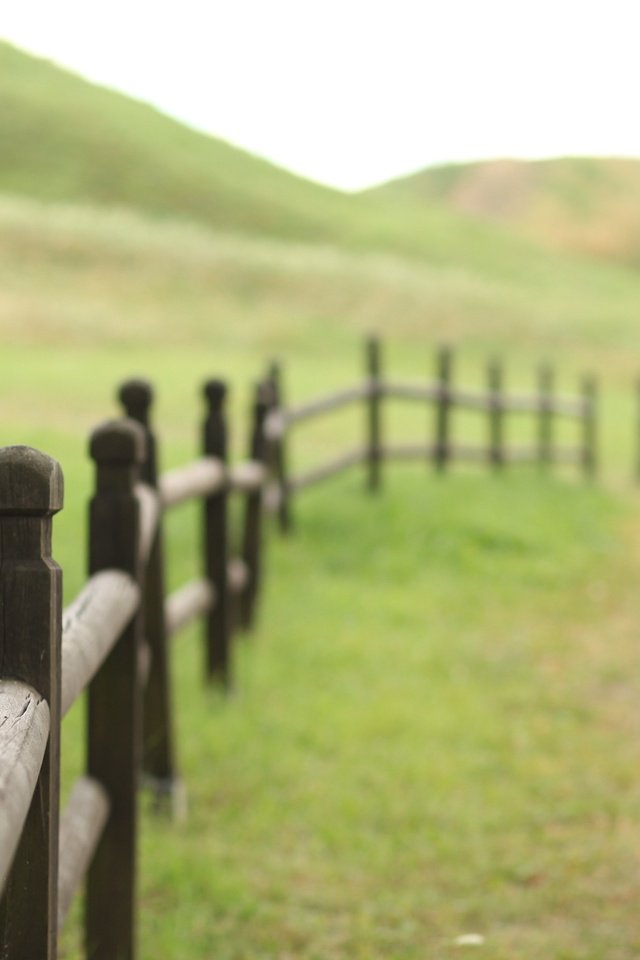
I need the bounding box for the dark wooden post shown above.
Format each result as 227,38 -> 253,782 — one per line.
266,361 -> 292,534
581,374 -> 597,480
488,357 -> 505,471
0,447 -> 63,959
119,380 -> 179,811
240,383 -> 269,631
434,345 -> 453,472
202,379 -> 231,686
86,419 -> 145,960
366,336 -> 382,492
537,363 -> 554,469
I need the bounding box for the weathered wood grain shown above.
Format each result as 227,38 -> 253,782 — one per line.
0,681 -> 50,895
58,776 -> 109,929
0,445 -> 63,960
61,571 -> 140,717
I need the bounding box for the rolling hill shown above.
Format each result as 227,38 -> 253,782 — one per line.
0,39 -> 614,285
3,38 -> 640,372
369,157 -> 640,268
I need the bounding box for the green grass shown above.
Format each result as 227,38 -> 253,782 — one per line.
2,308 -> 633,957
56,468 -> 640,959
3,328 -> 633,958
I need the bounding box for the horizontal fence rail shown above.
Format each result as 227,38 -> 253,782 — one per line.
0,680 -> 51,895
0,370 -> 275,959
61,571 -> 140,718
262,337 -> 598,532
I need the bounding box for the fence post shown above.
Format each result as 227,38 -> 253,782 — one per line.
434,345 -> 453,472
0,447 -> 63,959
366,336 -> 382,492
86,419 -> 146,960
119,380 -> 180,813
202,379 -> 231,686
240,383 -> 269,631
581,374 -> 597,480
487,357 -> 505,471
266,361 -> 292,534
537,363 -> 554,469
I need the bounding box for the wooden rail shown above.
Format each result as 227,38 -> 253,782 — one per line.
0,368 -> 273,959
61,571 -> 140,717
263,338 -> 598,532
0,680 -> 51,895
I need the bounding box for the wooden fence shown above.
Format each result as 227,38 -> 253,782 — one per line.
0,377 -> 270,959
263,338 -> 597,532
0,340 -> 598,958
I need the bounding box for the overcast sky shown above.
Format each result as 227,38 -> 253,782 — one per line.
2,1 -> 639,190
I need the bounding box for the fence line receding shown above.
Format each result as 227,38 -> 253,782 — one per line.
263,338 -> 597,532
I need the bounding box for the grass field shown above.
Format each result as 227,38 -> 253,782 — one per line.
54,468 -> 640,959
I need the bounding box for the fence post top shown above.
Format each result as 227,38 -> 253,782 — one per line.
118,379 -> 153,417
203,379 -> 227,406
90,418 -> 147,465
0,445 -> 64,515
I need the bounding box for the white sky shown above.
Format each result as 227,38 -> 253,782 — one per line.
2,1 -> 640,190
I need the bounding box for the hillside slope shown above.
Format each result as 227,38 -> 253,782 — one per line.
0,40 -> 611,286
0,40 -> 355,243
369,157 -> 640,267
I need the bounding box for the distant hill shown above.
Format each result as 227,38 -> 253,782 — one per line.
0,40 -> 362,244
0,40 -> 598,287
370,157 -> 640,267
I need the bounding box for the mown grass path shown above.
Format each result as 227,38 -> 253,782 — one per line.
61,471 -> 640,959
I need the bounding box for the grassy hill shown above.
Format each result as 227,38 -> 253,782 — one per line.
370,157 -> 640,268
0,40 -> 356,243
1,39 -> 627,287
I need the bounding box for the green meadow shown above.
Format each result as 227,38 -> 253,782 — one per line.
2,40 -> 640,960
